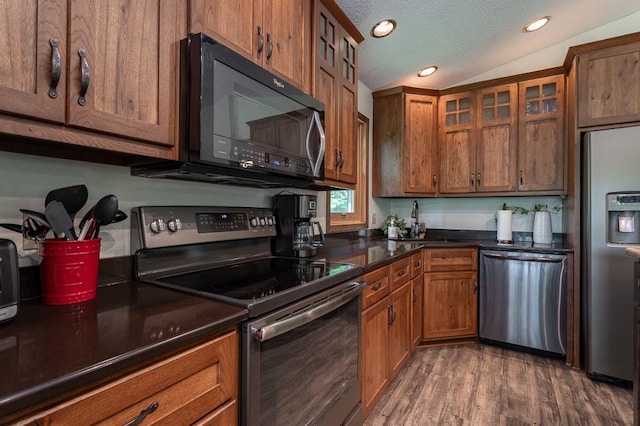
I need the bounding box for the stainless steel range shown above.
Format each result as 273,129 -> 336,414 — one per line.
131,206 -> 365,426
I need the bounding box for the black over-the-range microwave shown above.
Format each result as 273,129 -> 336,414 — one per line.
131,33 -> 326,188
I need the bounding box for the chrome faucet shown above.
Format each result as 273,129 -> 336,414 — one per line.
411,200 -> 419,224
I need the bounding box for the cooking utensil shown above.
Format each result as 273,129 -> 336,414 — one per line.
3,219 -> 50,242
44,184 -> 88,223
45,201 -> 77,240
19,209 -> 50,228
111,209 -> 127,224
90,195 -> 119,239
0,224 -> 23,234
78,195 -> 119,240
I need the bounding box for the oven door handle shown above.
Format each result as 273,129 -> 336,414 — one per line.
252,281 -> 366,342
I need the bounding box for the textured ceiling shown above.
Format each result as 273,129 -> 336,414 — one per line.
334,0 -> 640,90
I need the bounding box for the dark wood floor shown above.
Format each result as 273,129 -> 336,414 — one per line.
364,343 -> 633,425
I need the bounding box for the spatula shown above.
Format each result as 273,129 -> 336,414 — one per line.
44,184 -> 88,223
45,200 -> 77,240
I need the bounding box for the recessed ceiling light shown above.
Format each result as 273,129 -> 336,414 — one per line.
523,16 -> 551,32
371,19 -> 397,38
417,66 -> 438,77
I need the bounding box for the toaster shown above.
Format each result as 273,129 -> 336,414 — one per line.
0,239 -> 19,323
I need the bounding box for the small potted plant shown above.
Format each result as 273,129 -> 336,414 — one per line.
381,213 -> 407,239
532,202 -> 564,244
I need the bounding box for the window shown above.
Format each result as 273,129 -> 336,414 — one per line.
327,113 -> 368,232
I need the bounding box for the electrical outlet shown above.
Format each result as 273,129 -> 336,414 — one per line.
22,214 -> 38,251
371,213 -> 377,225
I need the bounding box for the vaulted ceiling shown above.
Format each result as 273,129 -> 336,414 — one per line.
335,0 -> 640,90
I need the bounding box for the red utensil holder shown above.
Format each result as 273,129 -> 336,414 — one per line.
40,238 -> 101,305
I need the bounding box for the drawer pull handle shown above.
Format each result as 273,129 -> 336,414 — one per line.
48,38 -> 61,99
123,401 -> 159,426
397,270 -> 406,277
371,283 -> 382,291
78,49 -> 90,106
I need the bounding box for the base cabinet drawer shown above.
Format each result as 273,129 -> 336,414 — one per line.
16,331 -> 239,425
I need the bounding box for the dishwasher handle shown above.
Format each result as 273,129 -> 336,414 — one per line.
252,281 -> 366,342
482,252 -> 565,263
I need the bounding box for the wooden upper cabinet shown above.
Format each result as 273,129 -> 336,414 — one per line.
578,41 -> 640,128
313,0 -> 361,185
404,94 -> 438,194
0,0 -> 67,123
372,89 -> 438,196
67,0 -> 181,147
438,92 -> 476,194
189,0 -> 310,92
518,75 -> 565,192
475,84 -> 518,192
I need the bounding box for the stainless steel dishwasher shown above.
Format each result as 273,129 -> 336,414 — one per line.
479,249 -> 568,356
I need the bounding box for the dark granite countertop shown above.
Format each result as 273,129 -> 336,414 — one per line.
0,280 -> 247,420
319,230 -> 573,271
0,228 -> 574,420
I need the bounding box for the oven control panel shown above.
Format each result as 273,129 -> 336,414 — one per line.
131,206 -> 277,250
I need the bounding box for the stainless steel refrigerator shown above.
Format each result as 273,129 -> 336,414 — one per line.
583,126 -> 640,383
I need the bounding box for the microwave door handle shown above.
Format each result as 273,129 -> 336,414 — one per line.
306,111 -> 325,177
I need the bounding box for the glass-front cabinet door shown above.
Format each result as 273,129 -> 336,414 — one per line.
518,75 -> 565,193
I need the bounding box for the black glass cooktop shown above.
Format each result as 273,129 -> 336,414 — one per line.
151,257 -> 359,315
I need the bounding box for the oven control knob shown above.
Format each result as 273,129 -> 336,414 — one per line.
250,217 -> 258,227
167,218 -> 182,232
150,218 -> 166,233
259,217 -> 266,227
267,216 -> 274,226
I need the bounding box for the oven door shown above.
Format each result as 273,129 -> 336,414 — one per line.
242,280 -> 365,426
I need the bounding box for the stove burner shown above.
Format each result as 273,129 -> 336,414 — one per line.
158,257 -> 348,301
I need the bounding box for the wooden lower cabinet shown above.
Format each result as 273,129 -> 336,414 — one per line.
411,274 -> 424,348
422,249 -> 478,343
361,256 -> 415,419
388,282 -> 412,377
410,252 -> 424,348
16,331 -> 239,425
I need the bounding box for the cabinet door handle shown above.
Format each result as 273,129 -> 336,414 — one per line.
77,49 -> 90,106
48,38 -> 61,99
257,26 -> 264,59
387,305 -> 393,327
123,401 -> 159,426
335,149 -> 340,168
477,172 -> 481,186
474,279 -> 478,295
470,173 -> 474,187
266,33 -> 273,64
412,287 -> 417,304
391,305 -> 396,325
338,150 -> 345,169
520,170 -> 524,185
432,174 -> 437,187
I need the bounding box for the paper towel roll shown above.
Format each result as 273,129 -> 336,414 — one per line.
497,210 -> 513,244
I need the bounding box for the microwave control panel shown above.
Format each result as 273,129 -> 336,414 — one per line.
211,137 -> 313,178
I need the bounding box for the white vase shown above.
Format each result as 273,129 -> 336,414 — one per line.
388,226 -> 399,239
533,211 -> 552,244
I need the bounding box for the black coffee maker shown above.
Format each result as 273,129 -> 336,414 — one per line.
272,194 -> 325,257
